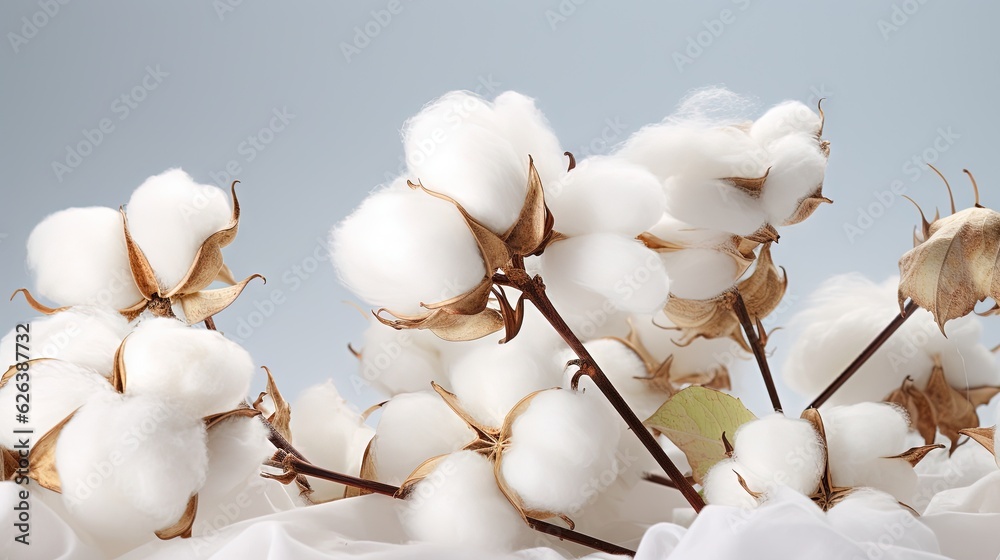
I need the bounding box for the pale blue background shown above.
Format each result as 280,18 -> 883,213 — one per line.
2,1 -> 998,413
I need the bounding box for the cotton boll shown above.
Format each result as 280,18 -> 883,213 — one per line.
122,318 -> 255,417
545,157 -> 665,237
659,248 -> 745,300
289,381 -> 374,502
561,339 -> 666,420
491,91 -> 566,190
26,206 -> 142,309
538,251 -> 632,340
631,313 -> 745,380
358,322 -> 446,397
541,234 -> 670,315
703,458 -> 764,508
760,133 -> 828,225
0,306 -> 131,375
371,392 -> 476,485
750,101 -> 822,147
126,169 -> 232,291
732,414 -> 825,495
618,125 -> 769,183
449,343 -> 563,429
330,183 -> 486,316
662,177 -> 769,237
399,450 -> 527,551
0,360 -> 115,450
501,389 -> 621,513
57,394 -> 208,548
199,416 -> 272,505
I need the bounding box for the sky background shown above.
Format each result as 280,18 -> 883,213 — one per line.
2,1 -> 998,413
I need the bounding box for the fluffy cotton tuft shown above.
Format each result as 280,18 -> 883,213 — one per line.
126,169 -> 232,291
749,101 -> 822,147
703,458 -> 765,508
759,133 -> 828,225
561,339 -> 665,420
0,306 -> 131,376
545,157 -> 665,237
371,392 -> 476,485
490,91 -> 566,190
618,125 -> 768,183
289,381 -> 374,502
661,177 -> 768,237
357,323 -> 446,397
399,450 -> 526,551
330,183 -> 486,315
122,318 -> 255,417
732,414 -> 826,496
199,416 -> 272,505
501,389 -> 621,513
26,206 -> 142,310
56,394 -> 208,547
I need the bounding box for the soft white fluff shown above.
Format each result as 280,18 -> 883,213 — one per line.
490,91 -> 566,191
759,132 -> 828,225
358,322 -> 446,397
126,169 -> 232,291
630,312 -> 747,376
57,394 -> 209,545
398,450 -> 526,551
618,125 -> 769,183
541,234 -> 670,314
449,342 -> 563,429
0,306 -> 131,375
0,360 -> 115,450
658,248 -> 745,300
404,91 -> 562,234
783,274 -> 1000,406
122,318 -> 255,418
749,101 -> 822,147
561,338 -> 666,420
289,381 -> 374,502
371,392 -> 476,485
330,182 -> 487,315
822,402 -> 919,502
26,206 -> 142,309
732,414 -> 825,496
703,457 -> 765,508
661,177 -> 768,237
545,157 -> 665,237
501,389 -> 621,514
199,415 -> 272,505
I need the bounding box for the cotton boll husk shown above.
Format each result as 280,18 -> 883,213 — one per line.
126,169 -> 232,291
289,381 -> 375,502
371,392 -> 476,485
749,101 -> 822,147
434,301 -> 566,364
330,183 -> 486,316
490,91 -> 566,191
759,133 -> 828,225
662,177 -> 768,237
358,322 -> 446,397
618,125 -> 769,183
198,416 -> 272,505
501,389 -> 621,513
0,360 -> 114,450
449,343 -> 563,429
703,458 -> 765,508
732,414 -> 825,496
56,394 -> 208,549
545,157 -> 665,237
122,318 -> 255,417
404,92 -> 529,233
560,339 -> 665,420
631,312 -> 747,375
399,450 -> 527,551
26,206 -> 142,309
0,306 -> 130,375
541,234 -> 670,315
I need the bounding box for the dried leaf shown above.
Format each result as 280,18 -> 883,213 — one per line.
155,494 -> 198,540
885,444 -> 945,467
376,306 -> 505,342
178,274 -> 264,324
958,426 -> 996,456
924,355 -> 988,452
885,377 -> 937,445
29,410 -> 78,493
2,447 -> 19,480
258,366 -> 291,443
502,158 -> 551,255
644,386 -> 757,483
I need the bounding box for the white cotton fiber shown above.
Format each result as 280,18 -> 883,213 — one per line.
26,206 -> 142,310
330,182 -> 487,316
561,338 -> 667,420
703,458 -> 764,508
540,234 -> 670,315
449,342 -> 563,429
661,177 -> 768,237
490,91 -> 566,191
358,322 -> 446,397
122,318 -> 255,418
289,381 -> 374,502
501,389 -> 621,514
199,415 -> 272,505
658,248 -> 744,300
545,157 -> 665,237
750,101 -> 822,147
0,306 -> 131,376
759,133 -> 828,225
732,414 -> 825,496
0,360 -> 115,450
371,392 -> 476,485
399,450 -> 527,551
126,169 -> 232,291
57,394 -> 209,545
617,125 -> 769,183
631,312 -> 746,376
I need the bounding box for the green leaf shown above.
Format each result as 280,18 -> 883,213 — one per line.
644,386 -> 757,484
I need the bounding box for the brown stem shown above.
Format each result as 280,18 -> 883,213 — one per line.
732,291 -> 781,413
204,316 -> 217,330
809,300 -> 919,409
642,472 -> 679,490
497,269 -> 705,513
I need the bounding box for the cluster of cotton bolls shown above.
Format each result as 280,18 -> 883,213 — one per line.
783,273 -> 1000,407
0,170 -> 283,556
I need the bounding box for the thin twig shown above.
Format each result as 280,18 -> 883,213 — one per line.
204,316 -> 217,330
732,290 -> 781,413
809,300 -> 919,409
642,472 -> 679,490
